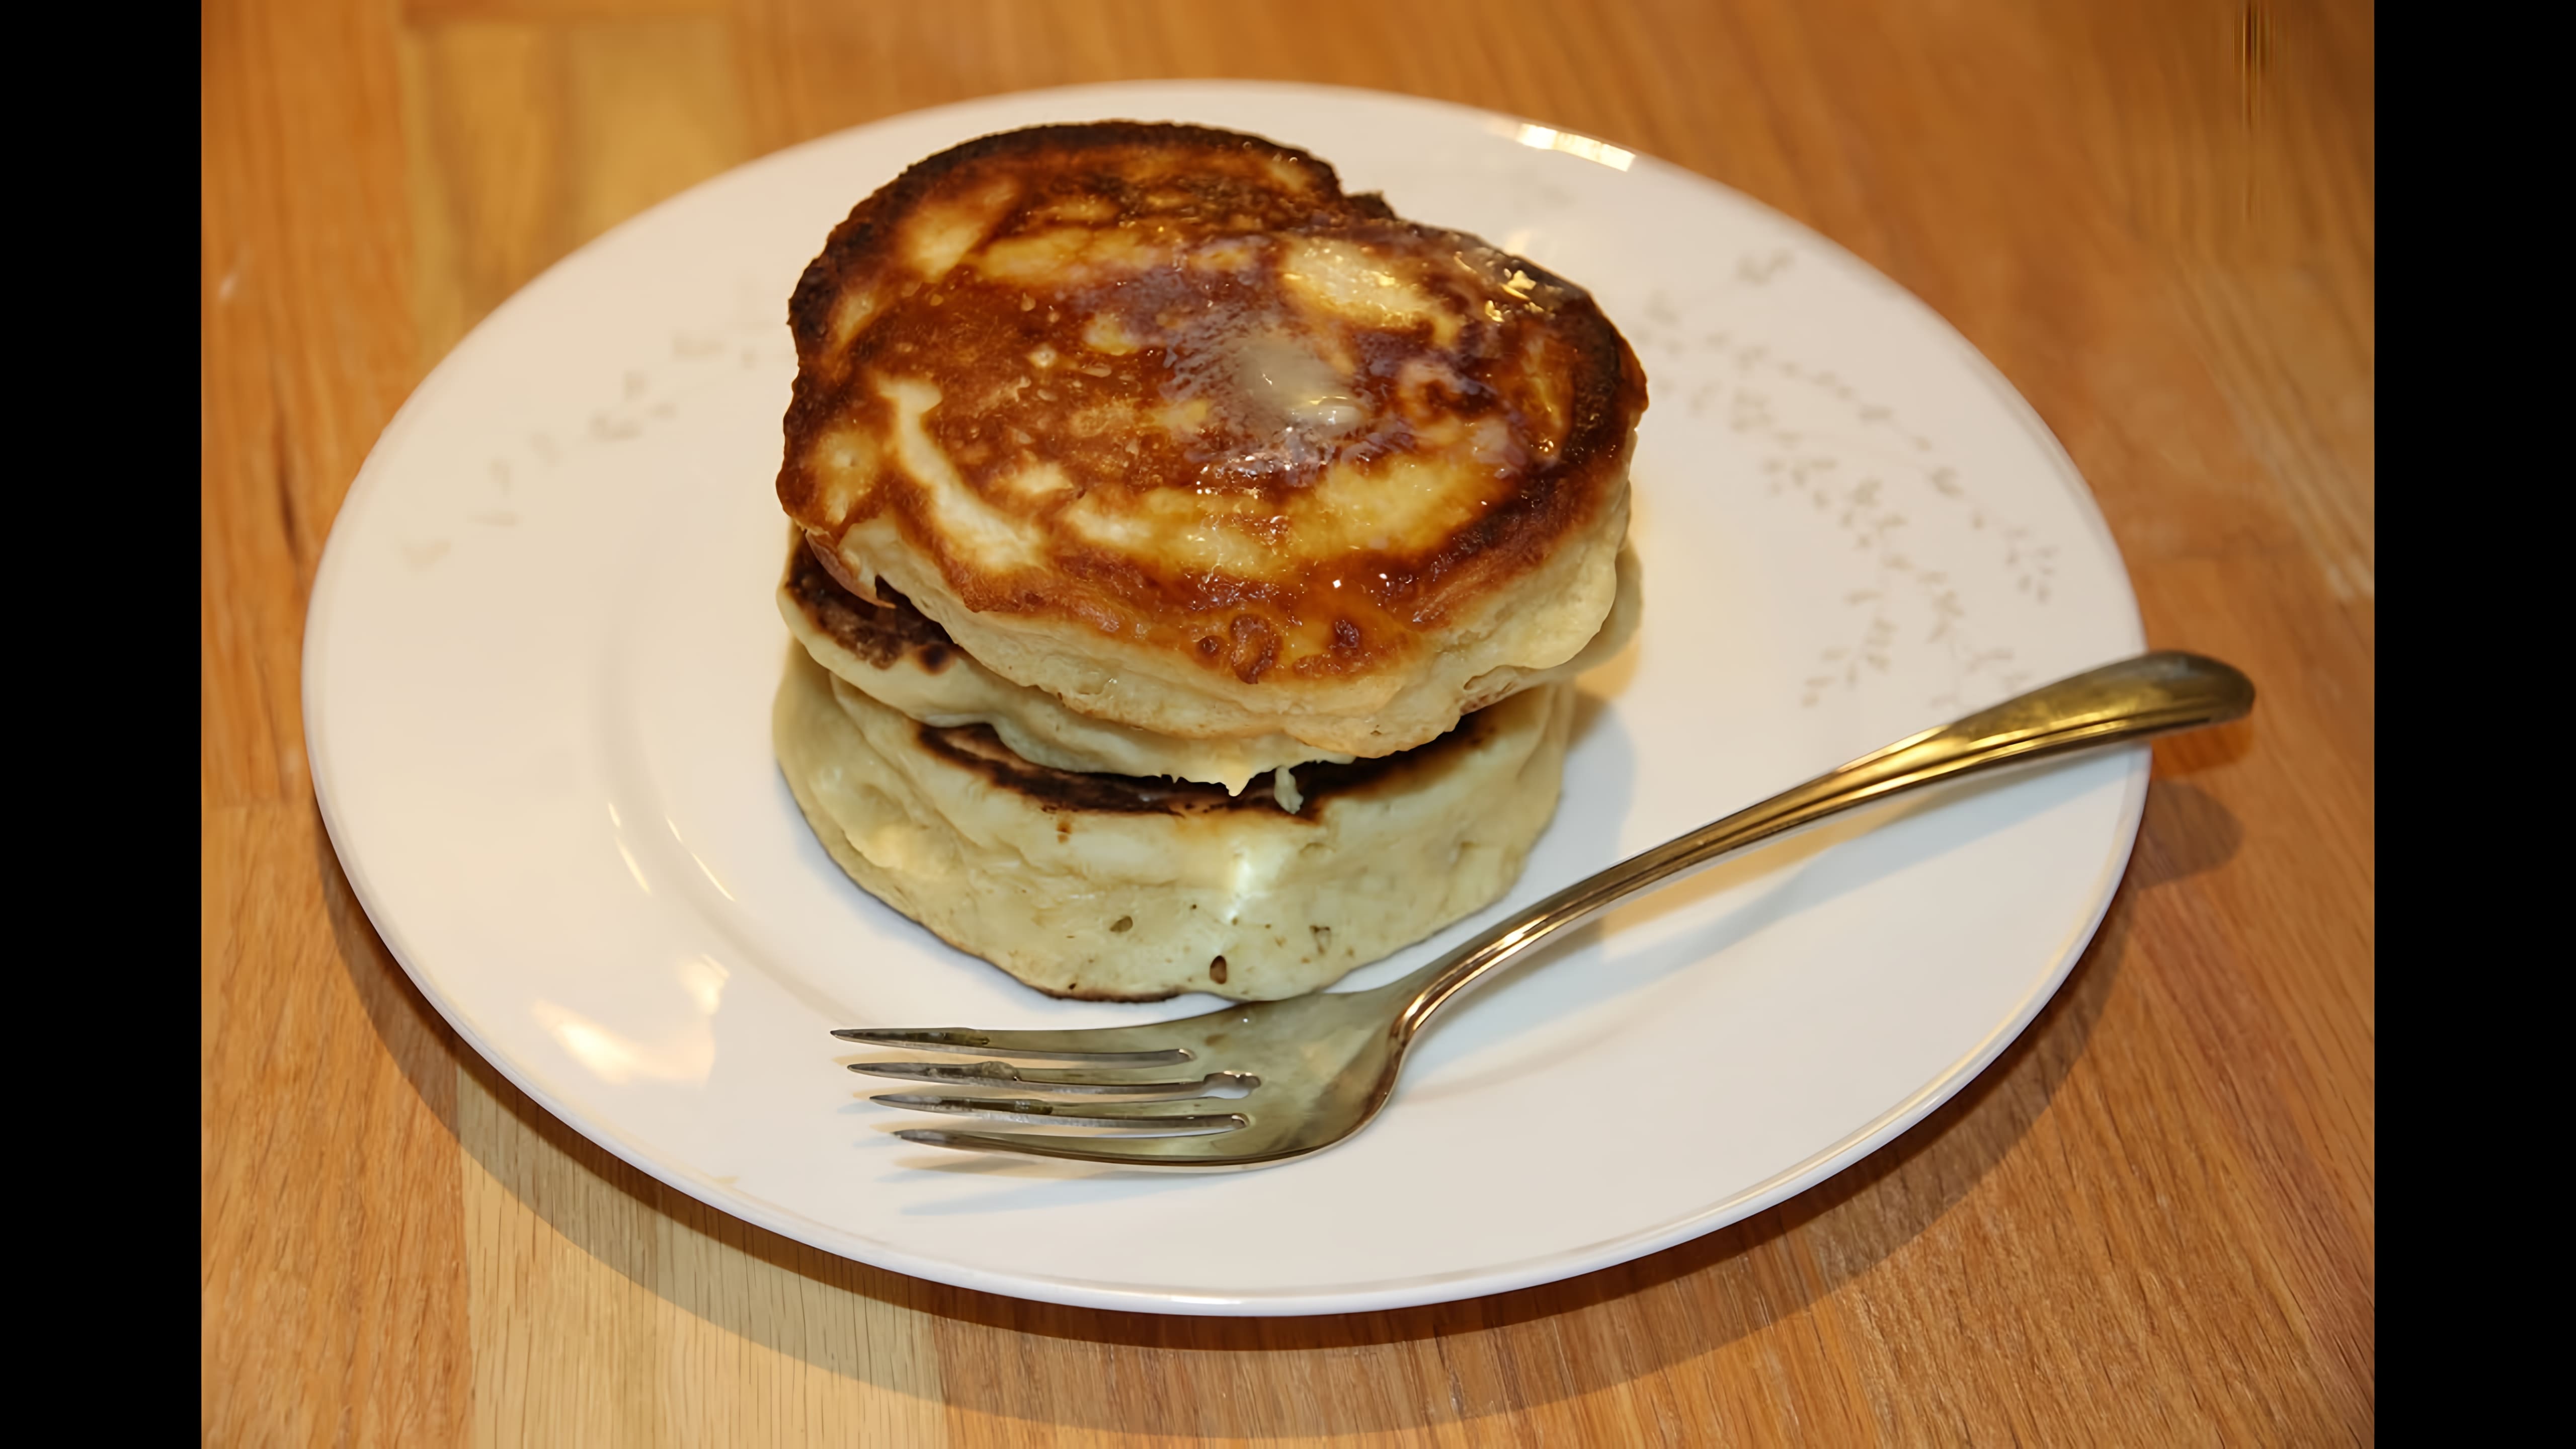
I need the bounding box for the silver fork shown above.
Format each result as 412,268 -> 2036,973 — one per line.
836,650 -> 2252,1170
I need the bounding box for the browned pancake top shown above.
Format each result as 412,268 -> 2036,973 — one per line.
778,121 -> 1646,687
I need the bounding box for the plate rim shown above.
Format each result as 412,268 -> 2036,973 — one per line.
302,78 -> 2147,1317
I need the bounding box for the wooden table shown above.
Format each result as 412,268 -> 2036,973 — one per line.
203,1 -> 2374,1440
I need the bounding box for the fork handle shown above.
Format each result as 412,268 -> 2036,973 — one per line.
1389,650 -> 2253,1035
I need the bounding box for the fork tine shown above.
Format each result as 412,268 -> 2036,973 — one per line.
872,1093 -> 1246,1131
894,1127 -> 1247,1165
831,1027 -> 1190,1066
849,1060 -> 1258,1097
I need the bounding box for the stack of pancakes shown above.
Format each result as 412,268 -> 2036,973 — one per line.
770,123 -> 1648,1001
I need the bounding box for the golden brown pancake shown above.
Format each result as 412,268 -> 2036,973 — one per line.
778,121 -> 1646,758
780,532 -> 1351,792
777,528 -> 1642,793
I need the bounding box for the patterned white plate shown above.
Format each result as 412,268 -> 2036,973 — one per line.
305,82 -> 2145,1316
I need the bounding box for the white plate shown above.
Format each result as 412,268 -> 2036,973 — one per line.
306,82 -> 2145,1317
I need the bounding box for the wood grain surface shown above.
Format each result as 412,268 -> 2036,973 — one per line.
201,1 -> 2374,1441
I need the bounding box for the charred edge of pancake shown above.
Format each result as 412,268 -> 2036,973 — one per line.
913,709 -> 1501,819
787,534 -> 958,671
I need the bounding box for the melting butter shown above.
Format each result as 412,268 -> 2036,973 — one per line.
1230,334 -> 1362,432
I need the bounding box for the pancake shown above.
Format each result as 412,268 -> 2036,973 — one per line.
777,121 -> 1647,759
777,529 -> 1643,793
779,531 -> 1351,793
772,646 -> 1576,1001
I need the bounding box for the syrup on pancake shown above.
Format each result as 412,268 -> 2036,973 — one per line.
779,122 -> 1646,688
